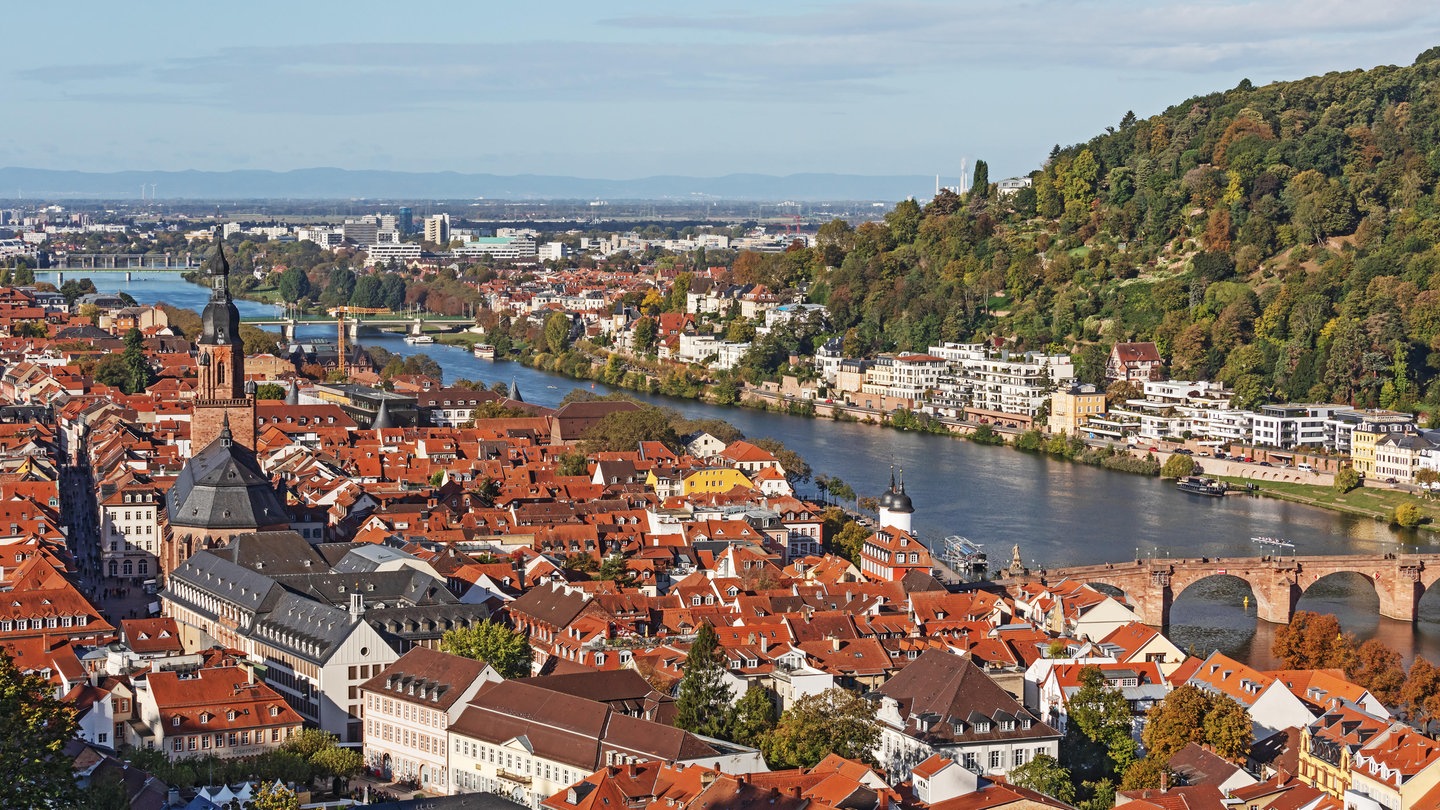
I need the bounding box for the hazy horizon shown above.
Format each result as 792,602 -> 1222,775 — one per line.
7,1 -> 1440,183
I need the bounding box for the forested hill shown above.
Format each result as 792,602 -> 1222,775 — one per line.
793,46 -> 1440,413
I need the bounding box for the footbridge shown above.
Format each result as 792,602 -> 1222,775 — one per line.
1043,553 -> 1440,627
240,314 -> 474,340
54,253 -> 199,269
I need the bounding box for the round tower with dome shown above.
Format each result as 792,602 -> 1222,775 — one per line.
877,466 -> 914,534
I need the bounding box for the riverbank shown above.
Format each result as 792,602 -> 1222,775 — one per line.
1215,475 -> 1439,533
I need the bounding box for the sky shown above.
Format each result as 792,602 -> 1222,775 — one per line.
5,1 -> 1440,181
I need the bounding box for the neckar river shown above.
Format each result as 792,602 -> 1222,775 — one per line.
52,270 -> 1440,667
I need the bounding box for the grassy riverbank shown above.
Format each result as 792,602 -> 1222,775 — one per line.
1215,475 -> 1440,532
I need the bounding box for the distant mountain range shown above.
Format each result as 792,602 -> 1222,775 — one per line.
0,167 -> 942,202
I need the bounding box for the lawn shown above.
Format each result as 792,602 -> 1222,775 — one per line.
1215,476 -> 1440,530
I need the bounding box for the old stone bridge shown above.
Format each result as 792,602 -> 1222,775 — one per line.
1043,554 -> 1440,627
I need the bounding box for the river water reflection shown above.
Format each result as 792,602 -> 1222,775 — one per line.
54,271 -> 1440,665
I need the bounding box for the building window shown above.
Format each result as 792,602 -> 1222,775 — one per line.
989,751 -> 1001,769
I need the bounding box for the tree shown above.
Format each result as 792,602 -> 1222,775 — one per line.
308,744 -> 363,781
277,266 -> 311,302
1141,684 -> 1212,761
1009,753 -> 1076,803
633,317 -> 657,354
730,685 -> 778,748
1403,656 -> 1440,720
970,159 -> 990,200
544,311 -> 572,354
251,781 -> 300,810
1061,666 -> 1138,788
1348,639 -> 1407,707
1202,695 -> 1252,762
255,383 -> 287,400
675,623 -> 733,739
597,554 -> 634,586
580,406 -> 679,453
752,437 -> 812,482
1393,502 -> 1424,528
557,449 -> 588,477
439,620 -> 533,678
761,687 -> 879,769
1272,610 -> 1355,670
1334,466 -> 1362,493
1160,454 -> 1199,478
0,649 -> 79,808
1119,757 -> 1169,791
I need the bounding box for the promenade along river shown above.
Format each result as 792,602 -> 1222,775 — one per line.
59,270 -> 1440,667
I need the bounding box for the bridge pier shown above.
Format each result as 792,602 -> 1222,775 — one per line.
410,318 -> 424,336
282,319 -> 296,342
1253,577 -> 1300,624
348,320 -> 361,340
1376,563 -> 1423,622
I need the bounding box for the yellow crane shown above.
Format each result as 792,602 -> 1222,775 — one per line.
326,307 -> 392,377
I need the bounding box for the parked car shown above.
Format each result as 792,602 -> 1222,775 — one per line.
1257,461 -> 1273,467
1175,448 -> 1193,455
1385,477 -> 1398,484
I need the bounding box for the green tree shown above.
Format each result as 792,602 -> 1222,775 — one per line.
439,620 -> 533,678
0,649 -> 79,808
761,687 -> 879,769
675,623 -> 733,739
1009,753 -> 1076,803
751,437 -> 812,482
1060,666 -> 1138,789
1119,756 -> 1170,791
633,317 -> 657,354
730,685 -> 778,748
277,266 -> 311,302
1334,466 -> 1361,493
970,159 -> 990,200
255,383 -> 287,400
1160,454 -> 1198,478
557,449 -> 589,477
580,406 -> 680,453
308,744 -> 363,781
597,554 -> 634,586
544,311 -> 572,354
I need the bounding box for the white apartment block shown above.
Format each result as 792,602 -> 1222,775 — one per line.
454,236 -> 538,260
99,484 -> 160,580
862,354 -> 947,401
365,243 -> 422,266
926,343 -> 1075,418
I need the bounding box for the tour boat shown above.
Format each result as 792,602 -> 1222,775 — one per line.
1252,535 -> 1295,550
404,334 -> 435,345
473,343 -> 496,359
1175,476 -> 1227,497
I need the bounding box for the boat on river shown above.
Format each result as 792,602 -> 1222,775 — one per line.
1252,535 -> 1295,550
1176,476 -> 1227,497
404,334 -> 435,345
473,343 -> 496,359
935,535 -> 987,581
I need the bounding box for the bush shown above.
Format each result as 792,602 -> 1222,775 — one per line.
1161,453 -> 1199,478
1393,502 -> 1424,528
970,424 -> 1006,445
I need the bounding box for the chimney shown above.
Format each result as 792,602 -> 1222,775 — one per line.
878,793 -> 889,810
350,592 -> 364,617
760,635 -> 769,653
830,636 -> 841,652
1159,770 -> 1169,793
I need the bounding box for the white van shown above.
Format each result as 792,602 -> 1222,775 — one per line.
1297,463 -> 1315,473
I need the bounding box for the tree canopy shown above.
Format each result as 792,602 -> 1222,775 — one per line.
760,687 -> 879,769
0,650 -> 78,808
439,620 -> 533,679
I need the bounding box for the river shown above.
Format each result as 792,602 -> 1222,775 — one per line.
49,270 -> 1440,668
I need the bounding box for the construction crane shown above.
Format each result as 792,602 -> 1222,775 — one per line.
327,307 -> 392,377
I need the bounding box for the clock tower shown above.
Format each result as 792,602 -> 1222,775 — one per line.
191,231 -> 256,451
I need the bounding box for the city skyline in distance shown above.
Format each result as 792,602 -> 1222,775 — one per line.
6,1 -> 1440,185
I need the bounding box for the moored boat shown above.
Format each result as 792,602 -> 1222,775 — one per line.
473,343 -> 496,359
1176,476 -> 1227,497
404,334 -> 436,345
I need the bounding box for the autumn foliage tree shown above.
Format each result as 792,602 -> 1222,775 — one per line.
1272,610 -> 1355,670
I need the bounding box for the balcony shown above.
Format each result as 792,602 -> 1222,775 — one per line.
496,769 -> 532,786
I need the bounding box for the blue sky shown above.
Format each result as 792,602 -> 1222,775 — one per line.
5,1 -> 1440,180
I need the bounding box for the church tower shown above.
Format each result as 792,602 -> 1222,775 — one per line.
191,231 -> 256,451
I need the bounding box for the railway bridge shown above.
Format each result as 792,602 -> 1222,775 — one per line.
1043,553 -> 1440,627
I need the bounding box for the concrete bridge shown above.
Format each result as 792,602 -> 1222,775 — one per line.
1044,553 -> 1440,627
54,253 -> 198,269
241,314 -> 474,340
